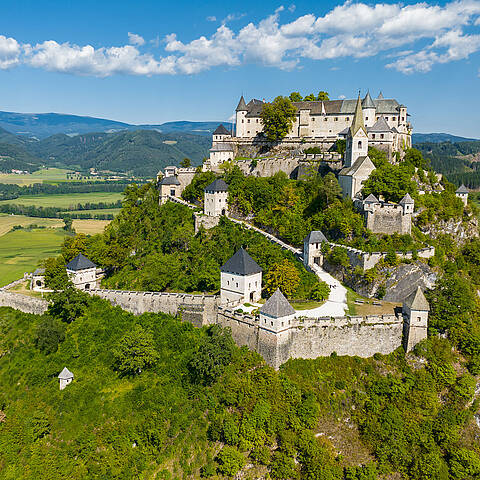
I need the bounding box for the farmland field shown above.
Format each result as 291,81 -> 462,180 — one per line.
72,219 -> 110,235
0,214 -> 63,236
0,192 -> 123,208
62,207 -> 122,216
0,168 -> 114,185
0,228 -> 66,285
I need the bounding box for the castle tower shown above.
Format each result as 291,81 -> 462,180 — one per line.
345,93 -> 369,168
399,193 -> 414,214
363,193 -> 380,213
212,124 -> 232,144
362,91 -> 376,128
66,253 -> 97,290
158,175 -> 181,205
259,288 -> 296,332
303,230 -> 328,268
235,96 -> 248,138
402,286 -> 429,352
204,178 -> 229,217
220,248 -> 262,304
456,184 -> 468,206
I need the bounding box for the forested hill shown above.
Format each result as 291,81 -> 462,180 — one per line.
415,140 -> 480,188
0,129 -> 210,177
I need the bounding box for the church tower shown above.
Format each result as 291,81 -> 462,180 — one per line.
361,91 -> 376,128
344,94 -> 369,168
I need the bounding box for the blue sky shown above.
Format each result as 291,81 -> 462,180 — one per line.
0,0 -> 479,136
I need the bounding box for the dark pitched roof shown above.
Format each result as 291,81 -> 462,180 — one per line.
403,286 -> 430,311
368,116 -> 393,133
364,193 -> 379,203
213,124 -> 231,135
33,267 -> 45,275
159,176 -> 180,186
362,91 -> 375,108
205,178 -> 228,192
58,367 -> 74,379
399,193 -> 414,205
221,248 -> 262,275
66,253 -> 96,271
303,230 -> 328,244
260,289 -> 296,318
456,184 -> 469,194
236,96 -> 247,111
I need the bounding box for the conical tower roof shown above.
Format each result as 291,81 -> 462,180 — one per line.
377,91 -> 384,99
456,184 -> 469,194
403,286 -> 429,311
362,91 -> 375,108
236,96 -> 247,111
350,93 -> 367,137
58,367 -> 74,379
399,193 -> 414,205
259,288 -> 296,318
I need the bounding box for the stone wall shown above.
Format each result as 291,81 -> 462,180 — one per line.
0,291 -> 48,315
216,307 -> 406,369
90,290 -> 219,327
194,212 -> 220,233
328,243 -> 435,271
365,206 -> 411,235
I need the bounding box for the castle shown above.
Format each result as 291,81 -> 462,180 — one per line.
204,91 -> 411,166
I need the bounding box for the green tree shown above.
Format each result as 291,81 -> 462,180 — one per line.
260,96 -> 297,142
309,281 -> 330,301
43,255 -> 70,291
113,324 -> 159,375
34,317 -> 66,354
317,91 -> 329,101
303,93 -> 316,101
289,92 -> 303,102
180,157 -> 192,168
265,259 -> 300,297
188,325 -> 236,385
63,217 -> 74,233
47,286 -> 90,324
368,146 -> 388,168
216,446 -> 245,476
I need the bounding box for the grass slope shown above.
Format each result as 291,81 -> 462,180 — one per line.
0,192 -> 123,208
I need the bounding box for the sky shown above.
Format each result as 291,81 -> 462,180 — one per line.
0,0 -> 479,136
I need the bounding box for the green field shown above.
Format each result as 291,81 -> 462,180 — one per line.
0,192 -> 124,208
0,214 -> 63,236
0,228 -> 66,286
0,168 -> 113,185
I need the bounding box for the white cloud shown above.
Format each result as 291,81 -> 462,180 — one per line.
206,16 -> 216,22
288,5 -> 296,13
0,35 -> 21,69
1,0 -> 480,76
128,32 -> 145,46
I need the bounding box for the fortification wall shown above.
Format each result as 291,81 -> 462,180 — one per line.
366,207 -> 411,235
91,290 -> 218,327
194,213 -> 220,233
217,307 -> 259,351
328,243 -> 435,271
0,291 -> 48,315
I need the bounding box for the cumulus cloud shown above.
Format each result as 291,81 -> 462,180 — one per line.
0,0 -> 479,76
0,35 -> 21,69
128,32 -> 145,46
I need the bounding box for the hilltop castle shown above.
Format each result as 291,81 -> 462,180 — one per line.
204,91 -> 412,167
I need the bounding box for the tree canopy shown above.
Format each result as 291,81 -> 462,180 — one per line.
260,96 -> 297,142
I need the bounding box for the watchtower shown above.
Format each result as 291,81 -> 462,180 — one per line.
402,286 -> 429,352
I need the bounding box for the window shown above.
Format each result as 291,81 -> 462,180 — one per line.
227,281 -> 229,285
324,117 -> 328,122
372,134 -> 376,139
365,117 -> 368,121
312,117 -> 315,121
281,322 -> 284,327
346,117 -> 350,121
385,117 -> 388,121
170,189 -> 175,196
380,134 -> 384,139
334,117 -> 338,121
241,119 -> 244,123
271,321 -> 273,326
247,131 -> 250,134
236,283 -> 238,288
417,317 -> 421,322
358,141 -> 362,148
402,117 -> 405,121
392,117 -> 396,121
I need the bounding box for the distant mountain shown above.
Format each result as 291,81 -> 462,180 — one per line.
0,110 -> 231,139
412,133 -> 478,144
26,129 -> 210,176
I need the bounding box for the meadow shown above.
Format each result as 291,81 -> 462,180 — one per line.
0,168 -> 114,185
62,207 -> 122,216
0,191 -> 124,208
0,228 -> 66,285
0,214 -> 63,236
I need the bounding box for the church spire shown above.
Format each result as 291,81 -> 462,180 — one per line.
350,93 -> 366,137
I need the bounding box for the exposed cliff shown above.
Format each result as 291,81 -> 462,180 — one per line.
418,213 -> 479,245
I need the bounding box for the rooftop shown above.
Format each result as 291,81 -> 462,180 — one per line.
403,286 -> 430,311
66,253 -> 96,271
213,124 -> 231,136
221,248 -> 262,276
399,193 -> 414,205
303,230 -> 328,244
58,367 -> 74,379
159,176 -> 181,186
456,184 -> 469,194
205,178 -> 228,192
260,288 -> 296,318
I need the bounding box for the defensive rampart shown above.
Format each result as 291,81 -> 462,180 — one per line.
328,243 -> 435,271
217,307 -> 405,369
90,289 -> 219,327
0,291 -> 48,315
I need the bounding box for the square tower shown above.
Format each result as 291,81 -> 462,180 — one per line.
455,185 -> 468,206
402,286 -> 429,352
220,248 -> 262,304
259,288 -> 296,333
66,253 -> 97,290
204,178 -> 229,217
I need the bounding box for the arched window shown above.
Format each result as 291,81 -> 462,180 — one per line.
358,141 -> 362,149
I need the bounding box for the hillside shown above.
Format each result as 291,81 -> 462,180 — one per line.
0,129 -> 210,176
412,133 -> 478,143
0,110 -> 230,139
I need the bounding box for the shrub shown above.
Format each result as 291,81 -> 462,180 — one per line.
34,317 -> 65,354
216,446 -> 245,477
